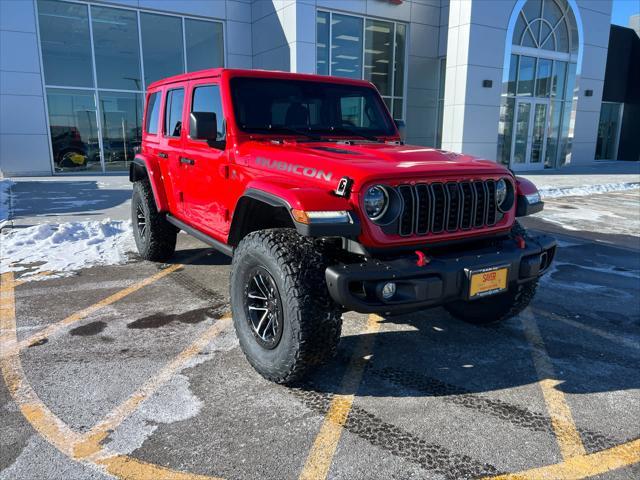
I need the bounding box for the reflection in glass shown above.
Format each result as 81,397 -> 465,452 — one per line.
185,19 -> 224,72
145,92 -> 161,135
507,55 -> 518,95
99,92 -> 143,171
531,103 -> 547,163
545,101 -> 563,168
46,88 -> 101,172
92,6 -> 141,90
316,12 -> 330,75
394,23 -> 406,98
192,86 -> 224,138
558,100 -> 572,166
364,19 -> 393,96
565,62 -> 577,100
331,14 -> 363,79
513,102 -> 531,164
38,0 -> 94,87
497,98 -> 515,166
535,58 -> 552,97
551,61 -> 566,98
595,103 -> 622,160
141,13 -> 184,87
517,56 -> 536,96
164,89 -> 185,137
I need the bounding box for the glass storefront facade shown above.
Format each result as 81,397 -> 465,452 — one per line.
497,0 -> 579,170
316,11 -> 407,120
36,0 -> 224,173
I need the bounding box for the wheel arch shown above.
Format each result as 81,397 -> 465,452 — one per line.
228,189 -> 296,247
129,155 -> 170,212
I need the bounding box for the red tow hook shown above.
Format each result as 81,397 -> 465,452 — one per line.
415,250 -> 430,267
515,235 -> 526,249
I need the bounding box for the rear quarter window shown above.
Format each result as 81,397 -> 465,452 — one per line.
145,92 -> 161,135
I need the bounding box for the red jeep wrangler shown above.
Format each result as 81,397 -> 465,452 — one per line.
130,69 -> 555,383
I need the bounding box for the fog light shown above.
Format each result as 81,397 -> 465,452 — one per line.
381,282 -> 396,300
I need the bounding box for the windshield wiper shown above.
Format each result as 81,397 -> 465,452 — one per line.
327,127 -> 382,143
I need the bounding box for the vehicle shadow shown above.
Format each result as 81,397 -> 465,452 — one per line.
300,303 -> 639,400
299,240 -> 640,399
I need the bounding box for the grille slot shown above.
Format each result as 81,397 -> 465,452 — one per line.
394,179 -> 501,237
398,185 -> 415,236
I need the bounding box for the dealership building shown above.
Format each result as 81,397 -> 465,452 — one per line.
0,0 -> 637,176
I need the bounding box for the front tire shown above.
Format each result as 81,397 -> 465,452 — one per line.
131,180 -> 177,261
230,229 -> 342,384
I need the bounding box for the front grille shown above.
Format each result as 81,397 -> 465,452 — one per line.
397,180 -> 498,237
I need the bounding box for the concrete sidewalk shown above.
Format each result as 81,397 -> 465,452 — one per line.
1,161 -> 638,229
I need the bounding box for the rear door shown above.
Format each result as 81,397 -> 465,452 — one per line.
160,86 -> 187,217
181,79 -> 230,237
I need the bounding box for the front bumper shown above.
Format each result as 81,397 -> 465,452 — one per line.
325,234 -> 556,314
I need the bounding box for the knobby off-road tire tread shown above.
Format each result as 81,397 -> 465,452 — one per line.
132,180 -> 177,262
444,220 -> 538,325
231,229 -> 342,384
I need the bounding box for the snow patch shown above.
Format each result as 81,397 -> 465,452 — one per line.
538,182 -> 639,199
0,219 -> 136,278
103,374 -> 203,456
0,179 -> 15,228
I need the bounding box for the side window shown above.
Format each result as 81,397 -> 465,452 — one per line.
145,92 -> 161,134
164,88 -> 185,137
192,85 -> 224,139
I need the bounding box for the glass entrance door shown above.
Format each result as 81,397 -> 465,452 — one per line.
595,102 -> 623,160
511,99 -> 549,171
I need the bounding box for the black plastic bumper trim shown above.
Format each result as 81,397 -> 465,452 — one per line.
325,234 -> 556,314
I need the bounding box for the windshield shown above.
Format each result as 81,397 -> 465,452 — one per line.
230,77 -> 396,138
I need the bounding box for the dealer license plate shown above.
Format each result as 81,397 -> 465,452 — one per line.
469,266 -> 508,299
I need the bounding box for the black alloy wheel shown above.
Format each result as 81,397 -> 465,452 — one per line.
244,267 -> 283,349
135,202 -> 148,242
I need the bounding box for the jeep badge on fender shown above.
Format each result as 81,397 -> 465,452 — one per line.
129,68 -> 555,384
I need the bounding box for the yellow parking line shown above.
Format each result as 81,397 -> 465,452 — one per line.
1,272 -> 85,456
77,316 -> 232,459
1,270 -> 225,480
298,314 -> 381,480
486,438 -> 640,480
4,253 -> 208,355
521,309 -> 586,459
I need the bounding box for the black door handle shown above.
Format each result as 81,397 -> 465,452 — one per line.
158,152 -> 168,159
180,157 -> 195,165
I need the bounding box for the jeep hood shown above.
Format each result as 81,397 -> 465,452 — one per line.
236,140 -> 511,192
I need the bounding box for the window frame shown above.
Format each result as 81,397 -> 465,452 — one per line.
144,91 -> 161,135
164,87 -> 186,139
188,82 -> 226,142
316,9 -> 408,121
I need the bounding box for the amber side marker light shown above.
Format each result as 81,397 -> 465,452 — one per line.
291,209 -> 351,224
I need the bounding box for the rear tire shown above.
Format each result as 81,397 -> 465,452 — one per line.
230,229 -> 342,384
131,180 -> 177,261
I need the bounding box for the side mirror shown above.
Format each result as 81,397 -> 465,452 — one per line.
190,111 -> 218,141
394,119 -> 406,142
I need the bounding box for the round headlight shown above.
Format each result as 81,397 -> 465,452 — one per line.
364,185 -> 388,220
496,179 -> 507,207
496,178 -> 514,212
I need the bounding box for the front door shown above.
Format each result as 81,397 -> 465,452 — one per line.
181,80 -> 230,238
510,99 -> 549,171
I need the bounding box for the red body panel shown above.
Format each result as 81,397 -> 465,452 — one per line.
142,69 -> 534,249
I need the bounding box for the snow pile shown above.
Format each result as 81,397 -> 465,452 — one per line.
0,179 -> 15,227
538,182 -> 639,199
0,219 -> 136,277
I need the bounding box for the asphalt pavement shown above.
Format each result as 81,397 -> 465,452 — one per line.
1,190 -> 639,480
